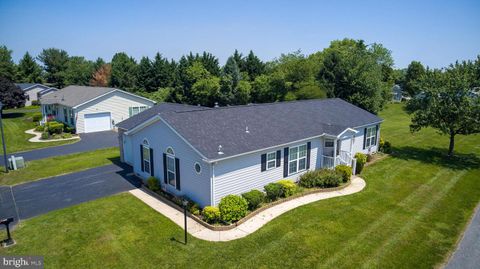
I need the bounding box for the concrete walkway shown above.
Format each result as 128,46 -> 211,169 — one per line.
129,176 -> 366,242
25,129 -> 80,142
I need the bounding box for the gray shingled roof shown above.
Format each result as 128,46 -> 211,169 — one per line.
116,103 -> 209,130
15,83 -> 51,91
128,98 -> 383,160
40,85 -> 117,107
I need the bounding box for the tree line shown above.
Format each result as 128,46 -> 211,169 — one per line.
0,39 -> 397,113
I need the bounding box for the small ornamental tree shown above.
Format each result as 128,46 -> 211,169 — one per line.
0,77 -> 26,109
406,61 -> 480,156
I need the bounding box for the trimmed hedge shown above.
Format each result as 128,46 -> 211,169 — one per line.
34,125 -> 44,132
277,179 -> 297,197
47,121 -> 64,135
299,169 -> 342,188
41,132 -> 49,140
218,195 -> 248,223
32,112 -> 42,122
241,190 -> 265,210
147,176 -> 159,192
264,183 -> 283,201
202,206 -> 220,223
354,153 -> 367,174
335,164 -> 352,182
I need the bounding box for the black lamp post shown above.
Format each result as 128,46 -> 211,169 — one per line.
0,102 -> 8,173
182,199 -> 188,245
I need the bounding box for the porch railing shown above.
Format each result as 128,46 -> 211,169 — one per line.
322,150 -> 357,174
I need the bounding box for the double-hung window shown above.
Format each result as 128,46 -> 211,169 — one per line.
166,147 -> 176,187
130,106 -> 148,117
365,126 -> 377,148
266,151 -> 276,170
142,144 -> 151,174
288,144 -> 307,175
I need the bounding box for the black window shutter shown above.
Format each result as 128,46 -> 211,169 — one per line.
140,145 -> 144,172
261,154 -> 267,172
163,153 -> 167,184
283,147 -> 289,177
374,124 -> 379,145
306,142 -> 311,169
175,158 -> 181,190
276,150 -> 281,167
149,148 -> 154,176
363,128 -> 367,149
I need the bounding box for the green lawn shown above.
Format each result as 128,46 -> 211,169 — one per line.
0,147 -> 120,186
0,108 -> 77,154
1,103 -> 479,268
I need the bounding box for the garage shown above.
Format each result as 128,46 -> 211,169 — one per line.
84,112 -> 111,133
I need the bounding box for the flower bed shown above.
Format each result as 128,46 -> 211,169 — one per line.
143,168 -> 352,230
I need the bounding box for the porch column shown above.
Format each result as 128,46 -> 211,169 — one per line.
333,138 -> 337,167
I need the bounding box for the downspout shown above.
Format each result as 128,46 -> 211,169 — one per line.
210,162 -> 215,206
333,138 -> 337,167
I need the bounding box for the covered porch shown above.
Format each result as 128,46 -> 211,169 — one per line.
321,129 -> 357,173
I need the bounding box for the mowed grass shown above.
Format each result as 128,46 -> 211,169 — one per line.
0,147 -> 120,186
0,108 -> 77,154
1,103 -> 479,268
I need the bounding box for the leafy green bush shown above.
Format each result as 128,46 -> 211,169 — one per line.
147,176 -> 159,192
202,206 -> 220,223
188,201 -> 201,216
264,183 -> 283,201
335,164 -> 352,182
32,112 -> 42,122
31,100 -> 40,106
277,179 -> 297,197
218,195 -> 248,223
382,141 -> 392,153
34,125 -> 44,132
64,126 -> 76,134
355,152 -> 367,174
241,190 -> 265,210
299,169 -> 342,188
41,132 -> 49,140
47,121 -> 64,134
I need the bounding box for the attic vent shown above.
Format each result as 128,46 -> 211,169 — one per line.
245,126 -> 250,133
214,102 -> 219,108
217,145 -> 224,155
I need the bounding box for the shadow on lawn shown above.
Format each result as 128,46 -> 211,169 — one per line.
2,112 -> 25,119
390,146 -> 480,170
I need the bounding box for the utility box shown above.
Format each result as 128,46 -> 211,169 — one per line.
8,156 -> 25,170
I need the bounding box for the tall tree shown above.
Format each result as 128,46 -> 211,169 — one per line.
110,52 -> 137,90
403,61 -> 426,96
223,57 -> 241,88
64,56 -> 94,85
317,39 -> 390,113
152,53 -> 175,89
0,77 -> 25,108
136,56 -> 155,92
16,52 -> 43,83
90,64 -> 111,87
37,48 -> 69,88
0,45 -> 16,80
93,57 -> 106,72
200,52 -> 221,76
243,50 -> 265,81
406,61 -> 480,156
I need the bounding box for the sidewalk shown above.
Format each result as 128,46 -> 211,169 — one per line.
129,176 -> 366,242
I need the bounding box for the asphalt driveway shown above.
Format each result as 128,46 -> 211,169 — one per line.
1,130 -> 118,165
0,163 -> 140,228
445,204 -> 480,269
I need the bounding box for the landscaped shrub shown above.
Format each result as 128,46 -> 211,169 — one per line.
335,164 -> 352,183
147,176 -> 159,192
47,121 -> 64,134
241,190 -> 265,210
218,195 -> 248,223
277,179 -> 297,197
188,201 -> 201,216
299,169 -> 342,188
264,183 -> 283,201
355,153 -> 367,174
34,125 -> 44,132
31,100 -> 40,106
382,141 -> 392,154
64,126 -> 76,134
41,132 -> 49,140
202,206 -> 220,223
32,112 -> 42,122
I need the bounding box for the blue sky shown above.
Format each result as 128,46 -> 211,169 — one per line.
1,0 -> 479,68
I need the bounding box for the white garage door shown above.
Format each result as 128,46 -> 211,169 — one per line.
84,112 -> 111,133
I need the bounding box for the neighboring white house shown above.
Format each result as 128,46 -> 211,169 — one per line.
117,99 -> 382,207
15,83 -> 57,106
40,85 -> 155,133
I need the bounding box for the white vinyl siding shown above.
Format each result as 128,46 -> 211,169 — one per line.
75,91 -> 154,133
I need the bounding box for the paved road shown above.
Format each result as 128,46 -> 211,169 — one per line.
445,204 -> 480,269
1,130 -> 118,165
0,163 -> 140,228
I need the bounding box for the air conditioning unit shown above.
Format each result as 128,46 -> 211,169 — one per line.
8,156 -> 25,170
